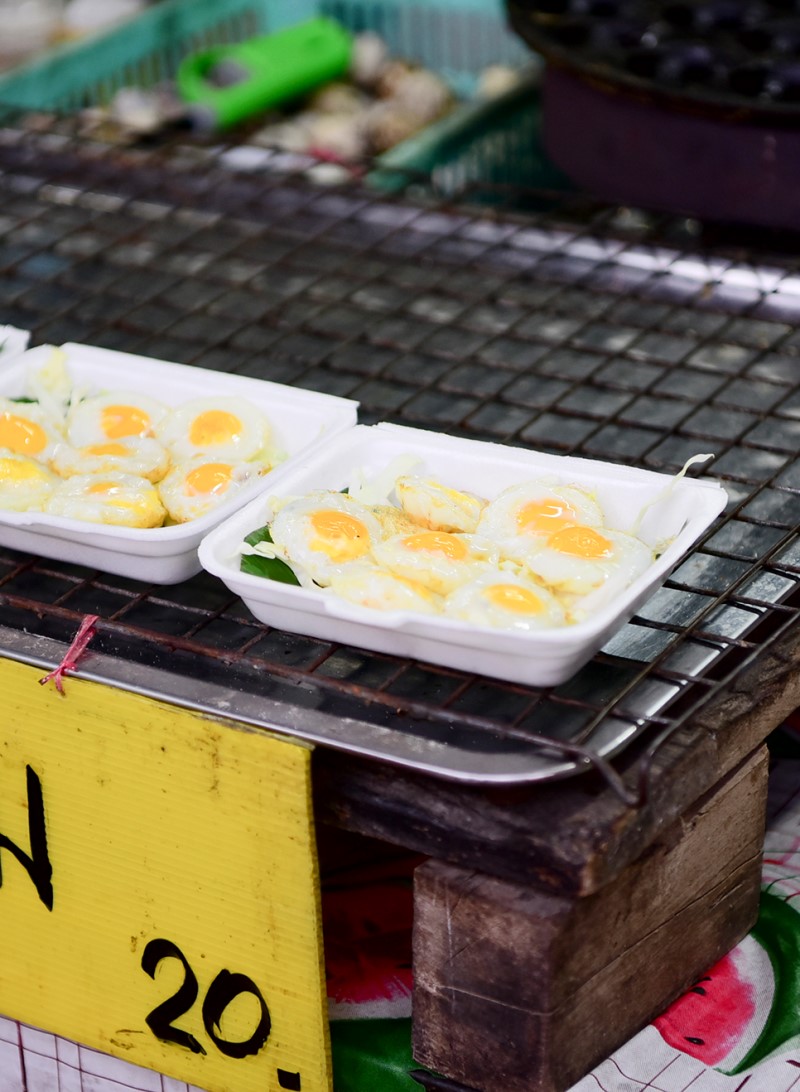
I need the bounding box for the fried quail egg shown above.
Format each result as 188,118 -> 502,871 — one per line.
67,391 -> 169,446
0,399 -> 64,465
521,524 -> 653,596
157,397 -> 272,462
395,475 -> 487,533
159,457 -> 263,524
444,571 -> 567,631
0,450 -> 59,511
372,530 -> 499,596
269,492 -> 382,586
45,473 -> 166,528
328,566 -> 443,615
52,436 -> 170,483
478,480 -> 604,563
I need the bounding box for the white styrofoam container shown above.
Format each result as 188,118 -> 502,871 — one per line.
0,343 -> 358,583
199,423 -> 729,687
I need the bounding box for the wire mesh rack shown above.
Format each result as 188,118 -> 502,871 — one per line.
0,117 -> 798,801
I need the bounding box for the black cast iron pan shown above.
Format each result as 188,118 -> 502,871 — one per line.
506,0 -> 800,229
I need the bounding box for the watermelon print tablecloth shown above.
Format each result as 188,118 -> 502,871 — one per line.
569,747 -> 800,1092
325,742 -> 800,1092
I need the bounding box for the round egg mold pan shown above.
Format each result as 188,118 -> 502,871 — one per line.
0,343 -> 358,584
507,0 -> 800,119
198,423 -> 728,688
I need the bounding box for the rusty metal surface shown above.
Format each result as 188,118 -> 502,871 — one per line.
0,119 -> 798,789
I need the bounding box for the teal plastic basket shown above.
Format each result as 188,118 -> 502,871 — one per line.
0,0 -> 562,196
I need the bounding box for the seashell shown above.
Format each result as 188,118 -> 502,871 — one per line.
350,31 -> 390,89
109,87 -> 170,135
375,59 -> 416,100
388,68 -> 453,125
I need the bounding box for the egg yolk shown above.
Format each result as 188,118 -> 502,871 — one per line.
101,405 -> 151,439
88,480 -> 124,496
310,509 -> 371,562
485,584 -> 545,615
84,442 -> 130,457
0,413 -> 48,457
0,457 -> 49,481
86,479 -> 151,513
548,525 -> 613,559
516,498 -> 577,536
401,531 -> 469,560
185,463 -> 233,497
190,410 -> 242,448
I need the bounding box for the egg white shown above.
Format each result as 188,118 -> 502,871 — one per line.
157,397 -> 273,463
159,456 -> 263,523
521,524 -> 653,596
395,475 -> 487,533
444,570 -> 567,631
0,449 -> 59,511
0,398 -> 65,466
329,565 -> 443,614
52,436 -> 170,483
372,530 -> 499,596
269,492 -> 383,587
67,391 -> 169,446
45,473 -> 166,528
478,480 -> 604,565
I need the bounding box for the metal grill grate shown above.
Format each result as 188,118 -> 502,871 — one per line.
0,120 -> 798,793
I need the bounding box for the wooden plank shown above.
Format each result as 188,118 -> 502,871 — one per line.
315,623 -> 800,896
411,747 -> 768,1092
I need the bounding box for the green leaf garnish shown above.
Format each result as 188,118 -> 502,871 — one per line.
240,524 -> 300,586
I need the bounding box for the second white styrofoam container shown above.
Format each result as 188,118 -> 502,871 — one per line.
198,423 -> 729,687
0,343 -> 358,583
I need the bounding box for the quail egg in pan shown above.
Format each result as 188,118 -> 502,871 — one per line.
0,399 -> 64,465
52,436 -> 170,483
157,397 -> 273,463
159,457 -> 264,524
0,450 -> 59,511
67,391 -> 169,445
445,570 -> 567,632
269,493 -> 383,587
45,473 -> 167,528
372,530 -> 499,596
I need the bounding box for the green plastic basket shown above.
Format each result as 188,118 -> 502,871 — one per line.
0,0 -> 563,196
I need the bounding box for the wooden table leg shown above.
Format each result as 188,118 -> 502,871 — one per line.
412,746 -> 769,1092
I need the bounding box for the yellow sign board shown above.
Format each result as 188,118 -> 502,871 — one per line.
0,657 -> 332,1092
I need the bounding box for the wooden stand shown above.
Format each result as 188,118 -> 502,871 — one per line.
412,747 -> 768,1092
314,600 -> 800,1091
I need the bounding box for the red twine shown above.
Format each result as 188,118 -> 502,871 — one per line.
39,614 -> 100,695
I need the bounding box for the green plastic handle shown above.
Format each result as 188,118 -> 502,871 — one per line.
177,17 -> 353,130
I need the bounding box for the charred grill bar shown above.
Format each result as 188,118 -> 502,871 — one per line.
0,119 -> 798,1089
